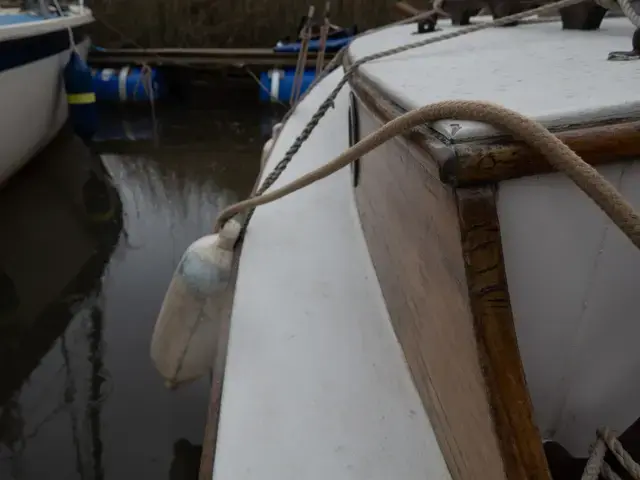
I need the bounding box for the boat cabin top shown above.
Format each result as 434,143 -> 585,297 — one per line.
348,15 -> 640,143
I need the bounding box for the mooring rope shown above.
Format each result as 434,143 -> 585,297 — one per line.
214,99 -> 640,250
582,428 -> 640,480
51,0 -> 77,52
613,0 -> 640,27
228,3 -> 470,177
244,67 -> 288,107
233,0 -> 611,236
131,63 -> 159,144
250,5 -> 468,174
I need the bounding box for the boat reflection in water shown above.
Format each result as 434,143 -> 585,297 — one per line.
0,94 -> 264,478
0,128 -> 123,480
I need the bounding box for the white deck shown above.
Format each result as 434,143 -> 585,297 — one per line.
348,16 -> 640,142
213,70 -> 451,479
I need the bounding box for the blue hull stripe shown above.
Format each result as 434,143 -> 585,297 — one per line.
0,25 -> 89,73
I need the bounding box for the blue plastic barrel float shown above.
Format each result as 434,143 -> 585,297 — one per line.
273,35 -> 353,53
91,66 -> 167,103
258,68 -> 316,103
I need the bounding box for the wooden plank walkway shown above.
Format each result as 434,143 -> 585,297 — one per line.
88,47 -> 337,69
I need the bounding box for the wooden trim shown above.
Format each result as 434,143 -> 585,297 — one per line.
353,99 -> 507,479
345,53 -> 640,187
447,122 -> 640,186
350,68 -> 551,479
347,66 -> 457,170
457,187 -> 551,480
198,253 -> 239,480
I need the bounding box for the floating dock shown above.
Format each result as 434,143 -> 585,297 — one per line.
88,47 -> 338,70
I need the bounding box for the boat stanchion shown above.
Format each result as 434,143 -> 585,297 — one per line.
150,217 -> 242,389
64,51 -> 98,141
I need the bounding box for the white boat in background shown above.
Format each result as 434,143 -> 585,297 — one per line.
152,1 -> 640,479
0,1 -> 93,186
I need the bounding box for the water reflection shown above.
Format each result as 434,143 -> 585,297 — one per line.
0,130 -> 123,479
0,96 -> 267,479
94,103 -> 264,480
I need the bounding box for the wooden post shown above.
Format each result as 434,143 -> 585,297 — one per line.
316,2 -> 331,76
290,5 -> 315,105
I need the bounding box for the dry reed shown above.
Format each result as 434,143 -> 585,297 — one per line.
89,0 -> 416,48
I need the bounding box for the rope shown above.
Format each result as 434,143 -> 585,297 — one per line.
232,0 -> 604,236
244,67 -> 288,107
431,0 -> 449,17
595,0 -> 620,10
214,100 -> 640,251
246,5 -> 467,189
245,2 -> 479,176
594,0 -> 640,27
50,0 -> 76,52
132,63 -> 159,144
581,428 -> 640,480
618,0 -> 640,27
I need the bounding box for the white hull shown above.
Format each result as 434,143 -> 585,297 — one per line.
212,68 -> 451,480
499,161 -> 640,455
0,10 -> 93,186
181,10 -> 640,480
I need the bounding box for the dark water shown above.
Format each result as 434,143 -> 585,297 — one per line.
0,85 -> 279,479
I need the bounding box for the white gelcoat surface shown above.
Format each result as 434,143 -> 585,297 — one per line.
213,69 -> 451,480
0,8 -> 93,41
497,162 -> 640,456
0,14 -> 93,186
348,16 -> 640,142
